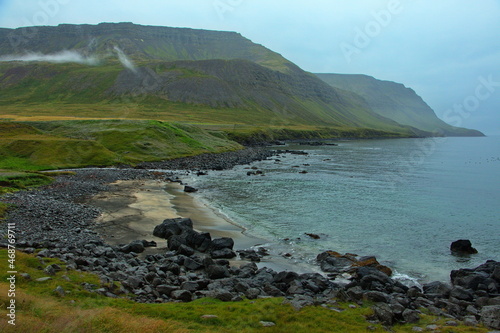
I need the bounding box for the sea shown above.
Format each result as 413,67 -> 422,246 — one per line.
187,136 -> 500,284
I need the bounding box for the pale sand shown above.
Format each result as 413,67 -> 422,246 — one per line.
90,179 -> 264,251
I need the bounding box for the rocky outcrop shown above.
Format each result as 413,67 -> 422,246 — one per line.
450,239 -> 478,255
317,249 -> 500,329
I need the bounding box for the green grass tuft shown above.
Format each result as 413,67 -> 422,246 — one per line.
0,171 -> 53,194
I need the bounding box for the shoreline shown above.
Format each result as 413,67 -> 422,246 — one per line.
89,178 -> 265,250
1,164 -> 499,327
88,177 -> 312,272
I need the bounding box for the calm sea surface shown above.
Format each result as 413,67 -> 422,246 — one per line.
189,136 -> 500,283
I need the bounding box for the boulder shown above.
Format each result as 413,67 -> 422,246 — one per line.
364,291 -> 391,303
402,309 -> 421,324
480,305 -> 500,329
423,281 -> 452,297
181,281 -> 200,292
450,239 -> 478,255
119,240 -> 145,254
153,218 -> 193,239
171,290 -> 193,302
184,230 -> 212,252
141,240 -> 157,248
357,267 -> 393,290
207,289 -> 234,302
305,233 -> 320,239
319,256 -> 353,273
238,249 -> 261,262
372,303 -> 394,325
274,271 -> 299,284
205,265 -> 230,279
211,248 -> 236,259
211,237 -> 234,250
183,257 -> 204,271
156,284 -> 179,296
184,186 -> 198,193
245,288 -> 261,299
168,234 -> 188,251
177,244 -> 195,256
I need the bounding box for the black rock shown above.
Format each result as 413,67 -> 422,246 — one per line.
402,309 -> 421,324
119,240 -> 145,254
364,291 -> 391,303
183,257 -> 204,271
156,284 -> 179,296
238,249 -> 261,262
177,244 -> 195,256
274,271 -> 299,284
206,265 -> 230,279
181,281 -> 200,292
153,218 -> 193,239
450,286 -> 474,301
211,237 -> 234,251
184,186 -> 198,193
423,281 -> 452,297
171,289 -> 193,302
211,248 -> 236,259
168,234 -> 188,251
142,240 -> 157,248
372,303 -> 394,325
183,230 -> 212,252
450,239 -> 478,255
481,305 -> 500,329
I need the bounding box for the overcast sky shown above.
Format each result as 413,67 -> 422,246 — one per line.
0,0 -> 498,134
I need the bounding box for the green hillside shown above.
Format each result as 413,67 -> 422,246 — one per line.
0,22 -> 293,73
0,23 -> 433,136
0,120 -> 241,170
0,60 -> 417,135
316,73 -> 484,137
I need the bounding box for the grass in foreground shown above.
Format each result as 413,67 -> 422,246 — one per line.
0,250 -> 489,332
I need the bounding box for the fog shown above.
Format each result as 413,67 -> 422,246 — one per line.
0,50 -> 99,65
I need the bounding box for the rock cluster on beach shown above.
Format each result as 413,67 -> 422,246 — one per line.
315,250 -> 500,328
1,151 -> 500,329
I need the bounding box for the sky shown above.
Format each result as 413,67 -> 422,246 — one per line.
0,0 -> 499,134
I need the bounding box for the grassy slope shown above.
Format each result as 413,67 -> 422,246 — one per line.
0,61 -> 416,134
0,120 -> 242,171
0,250 -> 489,333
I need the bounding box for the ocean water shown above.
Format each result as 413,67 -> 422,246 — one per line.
189,136 -> 500,283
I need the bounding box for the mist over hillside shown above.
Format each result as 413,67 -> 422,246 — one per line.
0,22 -> 483,137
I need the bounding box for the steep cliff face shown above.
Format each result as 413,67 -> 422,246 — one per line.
0,59 -> 409,132
316,73 -> 484,136
0,22 -> 292,72
0,23 -> 483,136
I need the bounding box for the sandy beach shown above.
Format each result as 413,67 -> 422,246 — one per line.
89,179 -> 265,253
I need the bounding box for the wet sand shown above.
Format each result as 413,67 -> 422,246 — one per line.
89,179 -> 264,251
88,178 -> 314,272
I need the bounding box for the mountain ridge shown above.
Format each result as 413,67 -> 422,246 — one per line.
0,22 -> 483,137
316,73 -> 484,137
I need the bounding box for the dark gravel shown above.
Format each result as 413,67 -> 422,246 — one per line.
138,147 -> 275,170
0,169 -> 165,248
